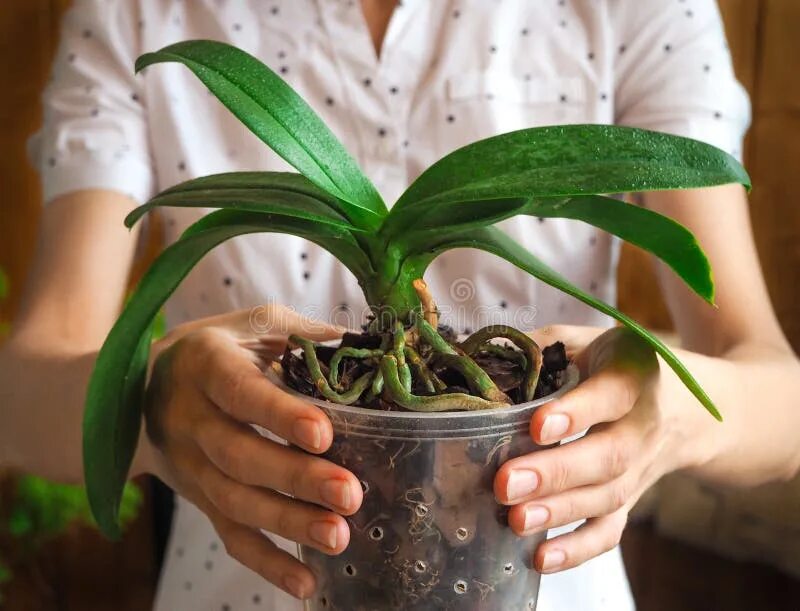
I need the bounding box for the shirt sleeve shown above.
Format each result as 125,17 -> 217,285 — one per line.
610,0 -> 751,160
28,0 -> 154,204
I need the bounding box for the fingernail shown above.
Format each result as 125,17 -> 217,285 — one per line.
523,505 -> 549,531
309,520 -> 338,550
540,413 -> 570,443
541,549 -> 566,572
506,469 -> 539,501
320,479 -> 351,511
293,418 -> 322,450
283,574 -> 309,599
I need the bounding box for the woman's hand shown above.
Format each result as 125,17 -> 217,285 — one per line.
141,305 -> 363,600
493,325 -> 718,574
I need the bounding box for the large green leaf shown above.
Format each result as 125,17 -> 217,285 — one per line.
395,194 -> 714,304
390,124 -> 750,224
83,211 -> 370,537
400,227 -> 722,421
126,172 -> 362,230
136,40 -> 386,229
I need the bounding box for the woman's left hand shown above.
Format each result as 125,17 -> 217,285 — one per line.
493,324 -> 705,574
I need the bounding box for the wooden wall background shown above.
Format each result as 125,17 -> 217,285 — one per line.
0,1 -> 798,609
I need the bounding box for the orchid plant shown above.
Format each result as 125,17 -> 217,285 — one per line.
82,40 -> 750,538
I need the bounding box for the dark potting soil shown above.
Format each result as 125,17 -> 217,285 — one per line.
281,329 -> 569,410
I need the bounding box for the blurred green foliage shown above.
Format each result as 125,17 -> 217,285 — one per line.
8,476 -> 142,541
0,268 -> 166,601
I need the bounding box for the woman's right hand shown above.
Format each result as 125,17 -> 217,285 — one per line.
141,305 -> 363,600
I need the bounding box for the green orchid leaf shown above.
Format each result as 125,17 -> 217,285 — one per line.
401,226 -> 722,421
83,210 -> 370,537
390,124 -> 750,229
136,40 -> 386,229
84,322 -> 151,539
126,172 -> 362,231
396,194 -> 714,304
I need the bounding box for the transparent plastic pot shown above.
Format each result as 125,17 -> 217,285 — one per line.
269,363 -> 579,611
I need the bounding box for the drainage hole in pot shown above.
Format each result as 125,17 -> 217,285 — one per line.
343,564 -> 357,577
320,596 -> 328,608
360,480 -> 370,494
503,562 -> 514,575
415,504 -> 429,518
369,526 -> 384,541
454,579 -> 468,594
455,527 -> 469,541
414,560 -> 427,573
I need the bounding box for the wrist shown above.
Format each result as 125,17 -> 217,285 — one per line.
657,352 -> 734,476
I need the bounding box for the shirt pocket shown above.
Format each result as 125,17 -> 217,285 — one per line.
444,71 -> 589,142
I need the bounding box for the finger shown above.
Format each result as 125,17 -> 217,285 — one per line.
532,508 -> 629,574
507,475 -> 634,536
494,422 -> 642,504
530,367 -> 641,445
203,499 -> 317,599
186,328 -> 334,453
527,325 -> 606,360
531,327 -> 658,445
195,456 -> 351,555
194,410 -> 362,515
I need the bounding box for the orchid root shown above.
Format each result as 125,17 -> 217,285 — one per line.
380,355 -> 507,412
329,347 -> 384,390
289,335 -> 374,404
460,325 -> 543,402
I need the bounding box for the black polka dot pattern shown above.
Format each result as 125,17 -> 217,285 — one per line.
50,11 -> 749,607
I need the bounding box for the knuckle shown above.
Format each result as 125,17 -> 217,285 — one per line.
215,443 -> 247,481
559,495 -> 576,523
604,442 -> 631,478
609,481 -> 629,512
283,462 -> 303,499
548,460 -> 570,494
217,366 -> 251,417
213,483 -> 243,520
177,328 -> 221,372
274,505 -> 294,537
258,383 -> 280,432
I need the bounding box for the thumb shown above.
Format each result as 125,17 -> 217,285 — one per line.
526,324 -> 608,361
